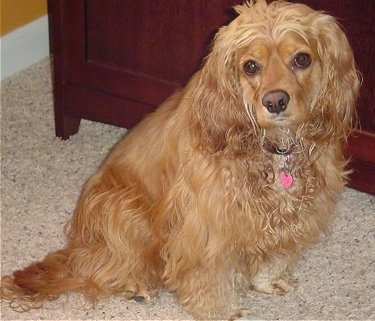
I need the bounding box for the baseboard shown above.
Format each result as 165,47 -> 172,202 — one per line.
1,15 -> 50,80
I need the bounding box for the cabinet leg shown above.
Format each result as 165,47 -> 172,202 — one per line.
55,113 -> 81,140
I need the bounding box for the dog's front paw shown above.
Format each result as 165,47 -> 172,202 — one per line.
228,309 -> 266,321
116,284 -> 157,302
251,276 -> 297,295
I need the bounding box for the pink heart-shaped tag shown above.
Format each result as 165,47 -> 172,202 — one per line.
279,171 -> 293,188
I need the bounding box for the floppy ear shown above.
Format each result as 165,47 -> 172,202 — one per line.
188,24 -> 257,156
312,14 -> 360,140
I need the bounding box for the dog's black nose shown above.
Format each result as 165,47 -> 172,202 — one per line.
262,90 -> 290,114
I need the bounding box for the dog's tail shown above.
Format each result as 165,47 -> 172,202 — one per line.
0,249 -> 101,311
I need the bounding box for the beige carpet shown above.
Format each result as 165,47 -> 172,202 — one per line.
1,58 -> 374,320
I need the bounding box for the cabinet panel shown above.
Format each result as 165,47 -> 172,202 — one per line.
61,1 -> 176,106
62,0 -> 240,104
85,0 -> 236,85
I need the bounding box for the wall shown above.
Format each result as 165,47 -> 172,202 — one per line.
1,0 -> 49,80
1,0 -> 47,36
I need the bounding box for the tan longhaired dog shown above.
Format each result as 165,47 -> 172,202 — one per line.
1,0 -> 359,319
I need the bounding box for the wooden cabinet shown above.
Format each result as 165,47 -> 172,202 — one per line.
48,0 -> 239,137
48,0 -> 375,195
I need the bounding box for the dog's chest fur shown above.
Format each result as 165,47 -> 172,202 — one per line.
218,153 -> 326,255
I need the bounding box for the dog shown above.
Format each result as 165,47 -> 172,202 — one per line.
1,0 -> 360,319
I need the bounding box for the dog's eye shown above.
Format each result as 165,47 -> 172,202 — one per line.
243,60 -> 261,75
293,53 -> 311,69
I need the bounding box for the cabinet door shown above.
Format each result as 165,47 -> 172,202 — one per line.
50,0 -> 238,136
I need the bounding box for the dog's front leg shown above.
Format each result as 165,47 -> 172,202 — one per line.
162,222 -> 236,319
165,254 -> 235,318
250,253 -> 298,295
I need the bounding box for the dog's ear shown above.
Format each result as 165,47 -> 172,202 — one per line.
188,25 -> 256,156
313,15 -> 360,139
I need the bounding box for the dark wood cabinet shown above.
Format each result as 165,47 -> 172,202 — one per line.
48,0 -> 239,137
48,0 -> 375,195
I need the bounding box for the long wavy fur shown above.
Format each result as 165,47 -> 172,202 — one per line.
1,0 -> 360,319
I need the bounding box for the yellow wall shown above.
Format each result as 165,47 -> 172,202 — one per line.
0,0 -> 47,36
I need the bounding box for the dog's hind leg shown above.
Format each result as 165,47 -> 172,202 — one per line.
1,168 -> 163,309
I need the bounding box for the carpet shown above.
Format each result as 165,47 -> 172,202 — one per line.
1,58 -> 374,320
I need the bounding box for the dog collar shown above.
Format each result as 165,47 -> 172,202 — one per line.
262,139 -> 296,188
262,140 -> 296,156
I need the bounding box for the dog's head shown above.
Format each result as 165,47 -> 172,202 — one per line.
192,0 -> 360,155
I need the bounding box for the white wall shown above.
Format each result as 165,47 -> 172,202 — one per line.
1,15 -> 50,80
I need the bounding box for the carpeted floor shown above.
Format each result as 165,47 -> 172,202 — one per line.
1,58 -> 374,320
